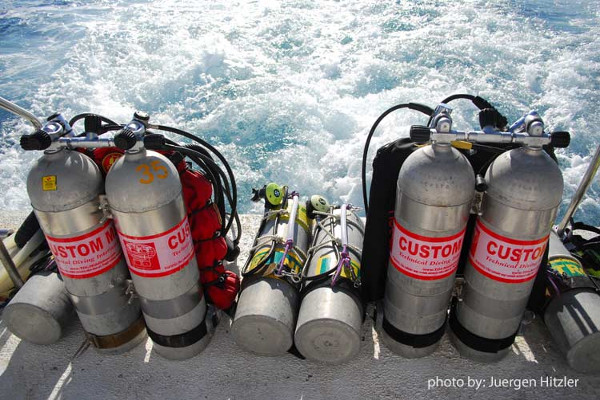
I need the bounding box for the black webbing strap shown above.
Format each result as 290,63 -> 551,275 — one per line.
448,300 -> 517,353
382,316 -> 446,348
146,312 -> 217,348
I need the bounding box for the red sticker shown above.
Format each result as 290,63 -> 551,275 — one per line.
117,216 -> 195,278
46,221 -> 122,279
101,152 -> 123,173
390,220 -> 465,280
468,220 -> 548,283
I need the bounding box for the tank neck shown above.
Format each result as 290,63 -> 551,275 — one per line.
523,145 -> 543,155
432,142 -> 452,152
125,147 -> 147,160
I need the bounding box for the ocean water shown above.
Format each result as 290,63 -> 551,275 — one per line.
1,0 -> 599,224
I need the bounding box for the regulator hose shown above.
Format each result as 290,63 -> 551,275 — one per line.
361,102 -> 433,213
153,124 -> 238,218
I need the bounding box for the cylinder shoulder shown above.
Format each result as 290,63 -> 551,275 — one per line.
105,150 -> 182,213
398,145 -> 475,206
27,150 -> 102,212
485,147 -> 563,209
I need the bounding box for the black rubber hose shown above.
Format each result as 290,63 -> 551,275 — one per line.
361,103 -> 433,213
153,125 -> 238,215
69,113 -> 120,136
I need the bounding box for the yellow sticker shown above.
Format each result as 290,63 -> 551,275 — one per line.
248,243 -> 305,278
42,176 -> 57,191
549,257 -> 586,277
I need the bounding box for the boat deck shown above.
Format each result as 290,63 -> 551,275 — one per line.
1,213 -> 599,400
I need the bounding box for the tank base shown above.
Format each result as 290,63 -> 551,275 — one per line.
447,327 -> 510,363
232,314 -> 293,356
544,290 -> 600,373
153,331 -> 213,360
93,328 -> 148,355
380,327 -> 440,358
294,287 -> 362,364
152,308 -> 218,361
3,271 -> 74,345
232,278 -> 297,356
295,318 -> 360,364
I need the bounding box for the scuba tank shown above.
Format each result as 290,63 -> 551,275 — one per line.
447,111 -> 570,362
541,232 -> 600,373
233,183 -> 310,355
105,112 -> 214,360
295,201 -> 364,364
382,105 -> 475,357
4,271 -> 74,345
20,113 -> 146,353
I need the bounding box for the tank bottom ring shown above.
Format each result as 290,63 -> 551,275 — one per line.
382,317 -> 446,348
86,316 -> 146,349
448,302 -> 517,354
147,312 -> 219,349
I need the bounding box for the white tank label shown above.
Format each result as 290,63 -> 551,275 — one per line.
468,220 -> 548,283
46,221 -> 122,279
390,219 -> 465,280
117,216 -> 195,278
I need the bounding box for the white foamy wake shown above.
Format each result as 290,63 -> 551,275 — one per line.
1,0 -> 599,224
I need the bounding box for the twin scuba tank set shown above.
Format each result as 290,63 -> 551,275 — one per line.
233,184 -> 365,364
361,95 -> 572,363
12,110 -> 240,360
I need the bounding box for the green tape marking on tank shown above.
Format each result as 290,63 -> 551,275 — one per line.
317,254 -> 360,279
549,258 -> 586,277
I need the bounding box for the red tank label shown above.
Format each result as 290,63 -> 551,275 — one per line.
46,221 -> 122,279
117,216 -> 195,278
390,220 -> 465,280
468,220 -> 548,283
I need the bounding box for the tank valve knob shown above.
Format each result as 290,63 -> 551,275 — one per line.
133,111 -> 150,122
143,133 -> 166,150
475,174 -> 488,192
410,125 -> 432,144
550,131 -> 570,148
20,130 -> 52,151
114,128 -> 137,150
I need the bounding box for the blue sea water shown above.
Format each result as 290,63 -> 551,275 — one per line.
1,0 -> 599,224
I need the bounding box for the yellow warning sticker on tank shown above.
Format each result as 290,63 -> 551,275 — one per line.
42,175 -> 57,191
248,244 -> 304,277
317,254 -> 360,279
549,258 -> 586,277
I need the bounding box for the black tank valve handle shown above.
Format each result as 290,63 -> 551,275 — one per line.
410,125 -> 432,144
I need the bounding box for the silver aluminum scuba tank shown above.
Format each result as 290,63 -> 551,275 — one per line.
447,111 -> 570,362
21,114 -> 146,353
4,271 -> 74,345
105,112 -> 214,360
543,232 -> 600,373
233,184 -> 310,355
295,200 -> 364,364
382,105 -> 475,358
